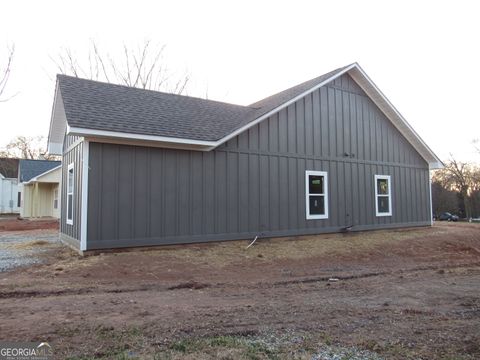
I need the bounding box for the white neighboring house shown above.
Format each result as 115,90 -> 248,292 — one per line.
0,173 -> 20,214
18,160 -> 61,219
0,158 -> 20,214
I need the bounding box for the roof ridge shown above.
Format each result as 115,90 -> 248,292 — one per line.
57,74 -> 256,110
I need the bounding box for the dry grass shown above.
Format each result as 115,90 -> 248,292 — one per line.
106,225 -> 451,267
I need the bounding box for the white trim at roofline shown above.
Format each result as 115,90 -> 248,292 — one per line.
347,65 -> 443,169
23,165 -> 62,185
217,64 -> 358,147
47,80 -> 60,155
67,126 -> 217,150
80,141 -> 89,251
60,63 -> 442,168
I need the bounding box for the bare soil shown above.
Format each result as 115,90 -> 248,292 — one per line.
0,222 -> 479,359
0,217 -> 59,231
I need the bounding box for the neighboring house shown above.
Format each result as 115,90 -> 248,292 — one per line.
18,159 -> 61,219
0,158 -> 20,214
47,63 -> 442,253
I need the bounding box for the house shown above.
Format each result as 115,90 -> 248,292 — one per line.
18,159 -> 61,219
47,63 -> 442,253
0,158 -> 20,214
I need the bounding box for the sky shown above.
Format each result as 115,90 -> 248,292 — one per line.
0,0 -> 479,163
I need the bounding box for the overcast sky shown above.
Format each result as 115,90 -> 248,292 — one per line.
1,0 -> 479,162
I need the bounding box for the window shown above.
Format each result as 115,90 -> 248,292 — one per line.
305,170 -> 328,219
375,175 -> 392,216
66,163 -> 74,224
53,188 -> 59,209
17,192 -> 21,208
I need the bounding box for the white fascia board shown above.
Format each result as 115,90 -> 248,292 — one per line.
348,64 -> 443,168
214,64 -> 357,148
47,80 -> 60,154
67,126 -> 217,150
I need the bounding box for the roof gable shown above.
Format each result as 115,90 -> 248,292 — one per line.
47,63 -> 442,168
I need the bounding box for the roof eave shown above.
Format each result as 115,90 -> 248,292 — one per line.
67,126 -> 217,151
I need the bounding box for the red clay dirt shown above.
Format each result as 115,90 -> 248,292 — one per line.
0,217 -> 59,231
0,222 -> 479,359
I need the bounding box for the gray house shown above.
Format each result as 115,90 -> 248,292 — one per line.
47,63 -> 442,252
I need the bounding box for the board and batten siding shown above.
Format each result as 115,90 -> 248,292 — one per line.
85,74 -> 431,250
60,134 -> 84,247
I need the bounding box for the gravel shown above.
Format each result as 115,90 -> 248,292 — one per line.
312,345 -> 384,360
0,230 -> 59,272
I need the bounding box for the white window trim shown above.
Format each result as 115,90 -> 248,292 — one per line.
375,175 -> 392,217
305,170 -> 329,220
66,163 -> 74,225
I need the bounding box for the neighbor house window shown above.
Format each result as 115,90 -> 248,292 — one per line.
53,188 -> 59,209
375,175 -> 392,216
305,170 -> 328,219
66,163 -> 74,224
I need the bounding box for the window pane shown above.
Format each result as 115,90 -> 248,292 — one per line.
309,195 -> 325,215
68,168 -> 74,193
67,194 -> 73,220
377,196 -> 389,213
309,175 -> 324,194
377,179 -> 388,195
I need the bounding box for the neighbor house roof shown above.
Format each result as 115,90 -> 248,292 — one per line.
48,63 -> 443,168
19,159 -> 61,183
0,158 -> 19,178
24,164 -> 62,185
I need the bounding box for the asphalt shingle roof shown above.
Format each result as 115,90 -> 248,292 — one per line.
19,159 -> 61,183
57,65 -> 349,142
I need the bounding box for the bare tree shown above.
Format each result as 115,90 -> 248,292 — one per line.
433,157 -> 480,219
0,136 -> 58,160
52,41 -> 190,94
0,44 -> 15,102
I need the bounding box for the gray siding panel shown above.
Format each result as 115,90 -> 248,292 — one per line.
86,73 -> 431,250
60,135 -> 83,241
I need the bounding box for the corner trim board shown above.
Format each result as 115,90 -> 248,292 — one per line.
80,140 -> 89,251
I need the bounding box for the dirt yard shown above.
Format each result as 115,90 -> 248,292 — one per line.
0,223 -> 479,359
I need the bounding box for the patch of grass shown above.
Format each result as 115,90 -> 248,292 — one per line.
162,335 -> 279,359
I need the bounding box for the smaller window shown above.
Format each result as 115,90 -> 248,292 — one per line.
375,175 -> 392,216
306,170 -> 328,219
53,188 -> 59,209
17,192 -> 21,208
66,163 -> 74,225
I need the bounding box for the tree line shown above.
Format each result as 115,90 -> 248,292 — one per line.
432,156 -> 480,219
